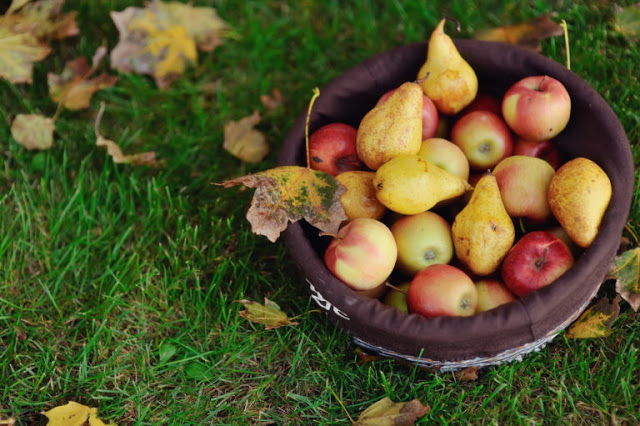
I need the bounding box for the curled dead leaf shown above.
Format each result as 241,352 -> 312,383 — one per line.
261,88 -> 284,111
356,397 -> 430,426
1,0 -> 79,41
610,247 -> 640,312
0,27 -> 51,83
223,111 -> 269,163
454,366 -> 479,381
566,295 -> 621,339
10,114 -> 55,150
475,14 -> 564,52
236,298 -> 298,330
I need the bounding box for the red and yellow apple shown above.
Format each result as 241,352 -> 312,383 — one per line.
407,264 -> 478,317
309,123 -> 362,176
462,91 -> 502,116
417,137 -> 470,181
475,279 -> 516,313
513,137 -> 563,170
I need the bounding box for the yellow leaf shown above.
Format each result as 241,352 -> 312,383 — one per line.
1,0 -> 78,41
223,111 -> 270,163
7,0 -> 32,15
566,296 -> 621,339
216,165 -> 347,242
237,298 -> 298,330
43,402 -> 116,426
610,247 -> 640,311
10,114 -> 55,150
356,397 -> 430,426
0,27 -> 51,84
475,14 -> 564,52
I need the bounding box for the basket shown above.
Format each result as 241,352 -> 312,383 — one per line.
275,40 -> 633,371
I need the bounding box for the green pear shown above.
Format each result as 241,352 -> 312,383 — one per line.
356,82 -> 423,170
373,154 -> 472,215
452,174 -> 515,276
548,157 -> 612,248
417,19 -> 478,115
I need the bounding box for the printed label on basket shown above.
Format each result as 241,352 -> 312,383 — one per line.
306,279 -> 350,320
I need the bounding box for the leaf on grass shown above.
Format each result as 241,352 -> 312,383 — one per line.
158,342 -> 178,363
237,298 -> 298,330
261,88 -> 284,111
11,114 -> 55,150
614,4 -> 640,39
216,165 -> 347,242
454,366 -> 479,381
609,247 -> 640,311
43,401 -> 116,426
566,296 -> 621,339
0,27 -> 51,83
48,52 -> 118,110
1,0 -> 78,41
356,397 -> 430,426
223,110 -> 270,163
94,102 -> 161,167
475,14 -> 564,52
7,0 -> 32,15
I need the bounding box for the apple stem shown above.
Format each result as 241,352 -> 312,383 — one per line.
385,282 -> 408,295
537,76 -> 548,91
318,231 -> 339,239
442,15 -> 462,32
305,87 -> 321,169
416,71 -> 430,85
561,19 -> 571,70
535,247 -> 549,269
518,217 -> 527,234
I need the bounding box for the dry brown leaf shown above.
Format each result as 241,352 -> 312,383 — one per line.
236,298 -> 298,330
356,397 -> 430,426
610,247 -> 640,311
216,165 -> 347,242
261,88 -> 284,111
454,366 -> 479,381
223,111 -> 269,163
0,27 -> 51,83
566,296 -> 621,339
0,415 -> 16,426
10,114 -> 55,150
43,401 -> 116,426
475,15 -> 564,52
1,0 -> 78,41
48,52 -> 118,110
94,103 -> 162,167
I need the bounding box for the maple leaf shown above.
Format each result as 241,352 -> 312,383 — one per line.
48,48 -> 118,110
223,111 -> 270,163
609,247 -> 640,311
236,298 -> 298,330
0,27 -> 51,83
1,0 -> 78,41
355,397 -> 430,426
475,14 -> 564,52
10,114 -> 55,150
217,166 -> 347,242
614,4 -> 640,40
42,401 -> 117,426
565,296 -> 621,339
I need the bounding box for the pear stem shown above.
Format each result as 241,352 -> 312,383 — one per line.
442,15 -> 462,32
305,87 -> 321,169
560,19 -> 571,70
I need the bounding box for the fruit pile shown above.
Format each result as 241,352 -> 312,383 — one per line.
310,19 -> 613,318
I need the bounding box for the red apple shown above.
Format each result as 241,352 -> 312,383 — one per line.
462,92 -> 502,116
501,231 -> 574,297
407,264 -> 478,317
513,137 -> 563,170
378,88 -> 439,140
450,110 -> 513,170
475,279 -> 516,313
309,123 -> 362,176
324,218 -> 397,292
502,75 -> 572,141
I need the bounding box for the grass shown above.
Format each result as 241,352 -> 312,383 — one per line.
1,0 -> 639,424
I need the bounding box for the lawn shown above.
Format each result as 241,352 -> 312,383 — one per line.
1,0 -> 639,424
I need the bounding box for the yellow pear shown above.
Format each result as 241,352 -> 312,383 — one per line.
335,171 -> 386,222
548,157 -> 612,248
373,154 -> 472,215
452,174 -> 515,276
356,82 -> 423,170
417,19 -> 478,115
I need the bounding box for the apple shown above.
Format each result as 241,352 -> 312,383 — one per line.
462,92 -> 502,116
513,137 -> 563,170
391,211 -> 454,276
309,123 -> 362,176
382,281 -> 411,314
417,138 -> 470,181
324,218 -> 397,292
492,155 -> 556,224
475,279 -> 516,313
502,75 -> 572,141
407,264 -> 478,317
501,231 -> 574,297
377,88 -> 439,140
335,171 -> 386,222
450,110 -> 513,170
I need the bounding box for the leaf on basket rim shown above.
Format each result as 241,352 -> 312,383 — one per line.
566,295 -> 621,339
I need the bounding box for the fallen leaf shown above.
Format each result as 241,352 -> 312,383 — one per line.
48,52 -> 118,110
216,165 -> 347,242
610,247 -> 640,311
454,366 -> 479,381
0,416 -> 16,426
0,27 -> 51,83
475,14 -> 564,52
11,114 -> 55,150
7,0 -> 31,15
43,401 -> 116,426
94,102 -> 162,167
237,298 -> 298,329
223,111 -> 269,163
356,397 -> 430,426
566,295 -> 621,339
184,362 -> 212,380
355,347 -> 386,365
614,4 -> 640,39
1,0 -> 79,41
261,88 -> 284,111
158,342 -> 178,363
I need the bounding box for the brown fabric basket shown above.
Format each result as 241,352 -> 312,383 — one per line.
275,40 -> 633,371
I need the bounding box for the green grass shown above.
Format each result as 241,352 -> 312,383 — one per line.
1,0 -> 639,424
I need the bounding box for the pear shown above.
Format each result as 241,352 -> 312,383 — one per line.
417,19 -> 478,115
452,173 -> 515,276
373,154 -> 472,215
356,82 -> 423,170
548,157 -> 612,248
